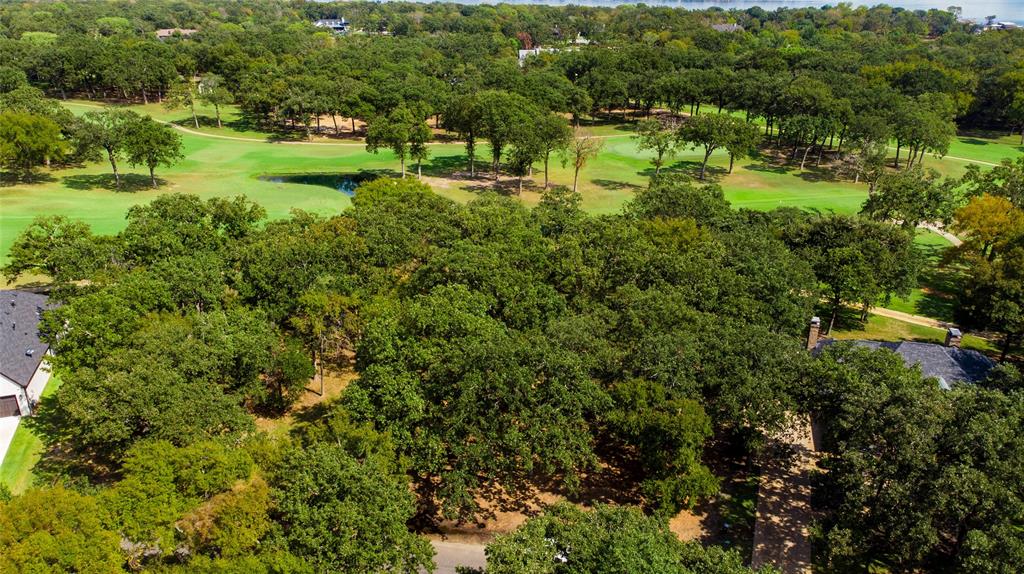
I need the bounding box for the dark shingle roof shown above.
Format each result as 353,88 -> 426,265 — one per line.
815,339 -> 995,389
0,290 -> 49,387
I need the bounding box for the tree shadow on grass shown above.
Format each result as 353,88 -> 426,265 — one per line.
62,173 -> 165,193
463,177 -> 528,197
422,154 -> 470,177
590,178 -> 644,192
658,159 -> 728,182
745,155 -> 846,184
22,396 -> 118,488
0,171 -> 57,187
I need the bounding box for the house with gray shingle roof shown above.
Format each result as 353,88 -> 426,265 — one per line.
808,318 -> 995,390
0,290 -> 51,417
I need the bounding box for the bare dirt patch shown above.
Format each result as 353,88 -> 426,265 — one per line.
254,367 -> 357,435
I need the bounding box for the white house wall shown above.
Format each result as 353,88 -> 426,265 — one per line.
23,359 -> 51,409
0,374 -> 28,415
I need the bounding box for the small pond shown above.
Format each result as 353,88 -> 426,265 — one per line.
258,173 -> 377,196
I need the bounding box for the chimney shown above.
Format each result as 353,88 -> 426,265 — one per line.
807,316 -> 821,351
945,327 -> 962,348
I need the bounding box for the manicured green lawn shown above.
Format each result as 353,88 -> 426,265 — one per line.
832,314 -> 993,354
0,374 -> 61,494
1,102 -> 1019,270
885,230 -> 959,321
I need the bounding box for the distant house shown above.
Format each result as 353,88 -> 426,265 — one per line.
711,23 -> 744,33
155,28 -> 197,40
518,47 -> 558,66
982,21 -> 1020,32
0,291 -> 51,418
808,318 -> 995,390
314,18 -> 350,34
571,33 -> 591,45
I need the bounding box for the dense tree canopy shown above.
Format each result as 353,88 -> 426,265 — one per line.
3,2 -> 1024,571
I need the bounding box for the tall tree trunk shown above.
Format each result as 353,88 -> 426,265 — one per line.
141,87 -> 148,104
190,103 -> 199,128
518,174 -> 523,195
215,104 -> 223,129
800,142 -> 812,170
107,150 -> 120,188
318,343 -> 325,396
573,167 -> 580,193
728,153 -> 735,174
894,143 -> 901,168
544,154 -> 550,189
401,156 -> 406,178
351,117 -> 356,133
332,114 -> 339,135
700,149 -> 712,180
150,166 -> 157,188
1000,334 -> 1014,362
829,297 -> 841,335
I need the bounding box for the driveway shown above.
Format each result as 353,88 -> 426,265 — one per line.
0,416 -> 21,471
431,540 -> 487,574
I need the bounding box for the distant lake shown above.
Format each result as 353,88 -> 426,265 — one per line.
381,1 -> 1024,23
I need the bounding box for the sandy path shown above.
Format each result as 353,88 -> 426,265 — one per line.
869,306 -> 955,329
750,417 -> 818,574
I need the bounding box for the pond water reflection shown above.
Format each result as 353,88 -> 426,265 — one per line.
258,173 -> 377,196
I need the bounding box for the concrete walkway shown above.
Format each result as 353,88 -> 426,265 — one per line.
0,416 -> 22,473
919,223 -> 963,247
751,417 -> 818,574
430,540 -> 487,574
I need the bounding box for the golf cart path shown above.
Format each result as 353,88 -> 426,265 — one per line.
870,306 -> 954,329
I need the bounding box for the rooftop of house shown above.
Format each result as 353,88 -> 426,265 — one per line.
711,23 -> 744,33
814,338 -> 995,390
314,19 -> 349,26
0,290 -> 50,388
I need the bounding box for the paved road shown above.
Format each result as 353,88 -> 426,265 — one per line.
431,540 -> 487,574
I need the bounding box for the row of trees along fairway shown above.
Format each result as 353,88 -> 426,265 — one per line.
0,77 -> 183,186
2,2 -> 1020,191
